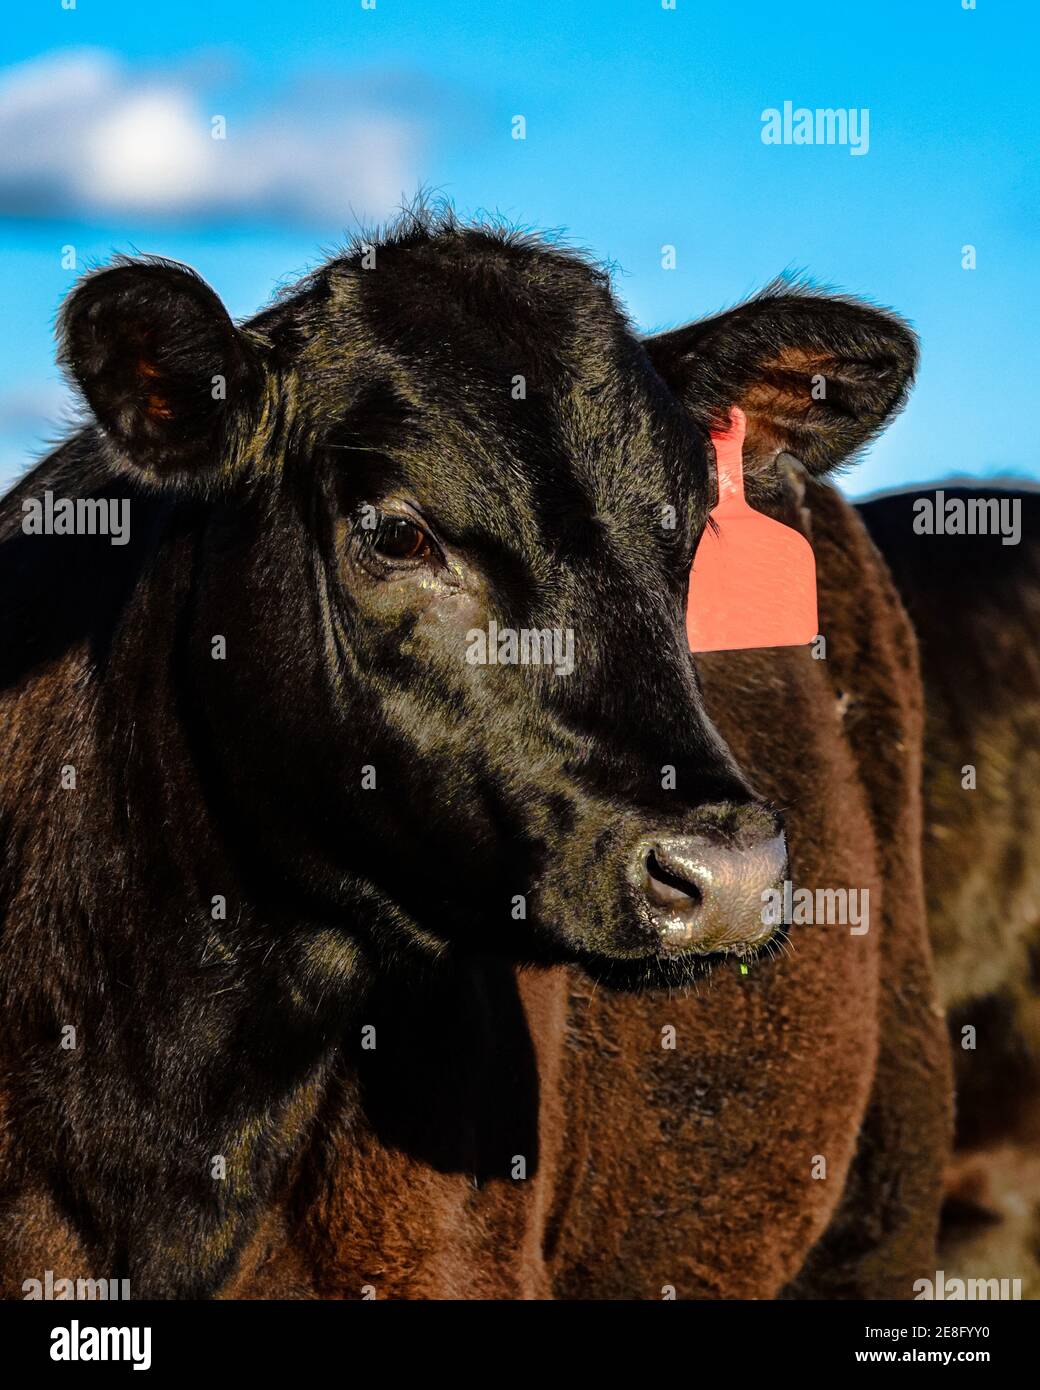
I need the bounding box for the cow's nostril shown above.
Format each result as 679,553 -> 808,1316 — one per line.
645,850 -> 704,910
631,816 -> 787,957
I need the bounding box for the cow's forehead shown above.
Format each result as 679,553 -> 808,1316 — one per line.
348,343 -> 694,545
272,232 -> 707,544
338,247 -> 694,473
340,242 -> 640,395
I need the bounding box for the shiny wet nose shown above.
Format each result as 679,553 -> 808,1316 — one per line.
633,813 -> 787,956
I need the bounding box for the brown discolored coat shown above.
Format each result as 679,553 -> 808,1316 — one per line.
861,484 -> 1040,1299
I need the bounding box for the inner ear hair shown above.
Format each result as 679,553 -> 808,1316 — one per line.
645,281 -> 919,478
58,256 -> 259,480
734,337 -> 913,474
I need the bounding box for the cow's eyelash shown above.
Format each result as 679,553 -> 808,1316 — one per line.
349,508 -> 445,569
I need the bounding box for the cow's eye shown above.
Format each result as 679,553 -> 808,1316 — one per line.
371,516 -> 433,563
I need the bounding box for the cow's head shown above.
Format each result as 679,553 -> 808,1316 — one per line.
58,216 -> 916,989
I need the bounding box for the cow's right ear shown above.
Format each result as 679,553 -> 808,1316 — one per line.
58,257 -> 261,482
644,281 -> 918,482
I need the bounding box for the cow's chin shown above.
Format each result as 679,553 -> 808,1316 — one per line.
566,942 -> 763,993
498,911 -> 786,994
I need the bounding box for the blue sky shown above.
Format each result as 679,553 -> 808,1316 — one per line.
1,0 -> 1036,496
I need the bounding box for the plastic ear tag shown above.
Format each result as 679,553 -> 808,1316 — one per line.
686,407 -> 818,653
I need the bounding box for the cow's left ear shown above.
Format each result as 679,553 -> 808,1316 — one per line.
644,282 -> 918,478
58,256 -> 262,483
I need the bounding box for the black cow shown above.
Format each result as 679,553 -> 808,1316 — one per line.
0,211 -> 949,1299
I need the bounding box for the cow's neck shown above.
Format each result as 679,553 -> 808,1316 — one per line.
2,647 -> 373,1298
3,655 -> 558,1298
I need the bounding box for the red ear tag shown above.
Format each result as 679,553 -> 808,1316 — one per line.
686,407 -> 818,653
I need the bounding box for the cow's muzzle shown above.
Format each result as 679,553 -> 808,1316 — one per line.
628,806 -> 787,956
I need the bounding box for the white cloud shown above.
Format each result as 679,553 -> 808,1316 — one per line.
0,49 -> 422,224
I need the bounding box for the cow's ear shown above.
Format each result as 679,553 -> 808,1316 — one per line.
58,257 -> 261,482
644,282 -> 918,478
